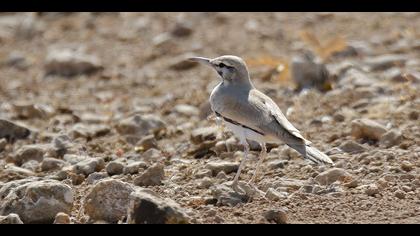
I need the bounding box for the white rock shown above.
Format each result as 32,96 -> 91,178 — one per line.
40,157 -> 67,171
205,161 -> 239,176
116,114 -> 166,144
173,104 -> 199,117
0,213 -> 23,224
44,48 -> 103,77
315,168 -> 352,186
123,161 -> 148,175
380,129 -> 402,148
0,179 -> 73,223
13,144 -> 48,165
265,188 -> 288,201
73,157 -> 105,176
84,179 -> 135,223
351,119 -> 387,141
339,140 -> 367,153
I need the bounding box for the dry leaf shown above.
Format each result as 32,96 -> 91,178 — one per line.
299,31 -> 348,60
246,56 -> 292,83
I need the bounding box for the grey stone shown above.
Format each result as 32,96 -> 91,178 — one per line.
84,179 -> 135,223
0,179 -> 73,223
0,119 -> 31,142
267,160 -> 288,170
364,184 -> 380,196
105,161 -> 125,176
127,188 -> 190,224
63,154 -> 87,164
12,102 -> 54,119
40,158 -> 67,171
380,129 -> 402,148
315,168 -> 352,186
394,189 -> 406,199
116,114 -> 166,144
20,160 -> 39,172
400,161 -> 413,172
210,183 -> 250,207
85,172 -> 109,185
13,144 -> 48,165
70,123 -> 110,139
265,188 -> 288,201
365,54 -> 406,71
0,164 -> 35,179
134,163 -> 165,187
6,51 -> 30,70
73,157 -> 105,176
190,126 -> 218,145
205,161 -> 239,176
123,161 -> 148,175
351,118 -> 387,141
171,21 -> 193,37
44,48 -> 103,77
263,209 -> 288,224
198,177 -> 214,189
0,213 -> 23,224
194,169 -> 212,179
173,104 -> 199,117
141,148 -> 165,163
339,140 -> 367,153
136,135 -> 158,151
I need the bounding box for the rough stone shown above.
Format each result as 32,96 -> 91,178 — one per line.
351,119 -> 387,141
263,209 -> 288,224
0,119 -> 31,142
127,188 -> 190,224
205,161 -> 239,176
339,140 -> 367,153
315,168 -> 352,186
0,213 -> 23,224
44,48 -> 103,77
84,179 -> 135,223
0,179 -> 73,223
73,157 -> 105,176
133,163 -> 165,186
105,161 -> 125,176
380,129 -> 402,148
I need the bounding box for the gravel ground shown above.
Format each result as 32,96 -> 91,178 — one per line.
0,12 -> 419,224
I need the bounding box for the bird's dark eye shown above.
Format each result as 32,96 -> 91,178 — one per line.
219,63 -> 226,68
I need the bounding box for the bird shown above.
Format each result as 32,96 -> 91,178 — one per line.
189,55 -> 333,192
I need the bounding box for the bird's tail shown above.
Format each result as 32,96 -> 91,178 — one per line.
288,143 -> 333,165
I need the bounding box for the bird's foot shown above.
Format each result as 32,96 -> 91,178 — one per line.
231,181 -> 264,198
231,181 -> 247,195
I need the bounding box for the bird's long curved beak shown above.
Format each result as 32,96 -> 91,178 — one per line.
188,57 -> 212,67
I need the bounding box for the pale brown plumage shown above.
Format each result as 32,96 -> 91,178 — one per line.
190,55 -> 333,190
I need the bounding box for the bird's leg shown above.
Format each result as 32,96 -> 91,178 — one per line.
232,140 -> 249,192
249,142 -> 267,184
215,116 -> 223,138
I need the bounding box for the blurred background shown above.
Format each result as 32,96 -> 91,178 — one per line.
0,13 -> 419,224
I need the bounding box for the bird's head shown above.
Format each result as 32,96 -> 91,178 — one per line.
189,55 -> 252,87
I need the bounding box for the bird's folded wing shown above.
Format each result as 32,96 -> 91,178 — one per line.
249,89 -> 308,144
